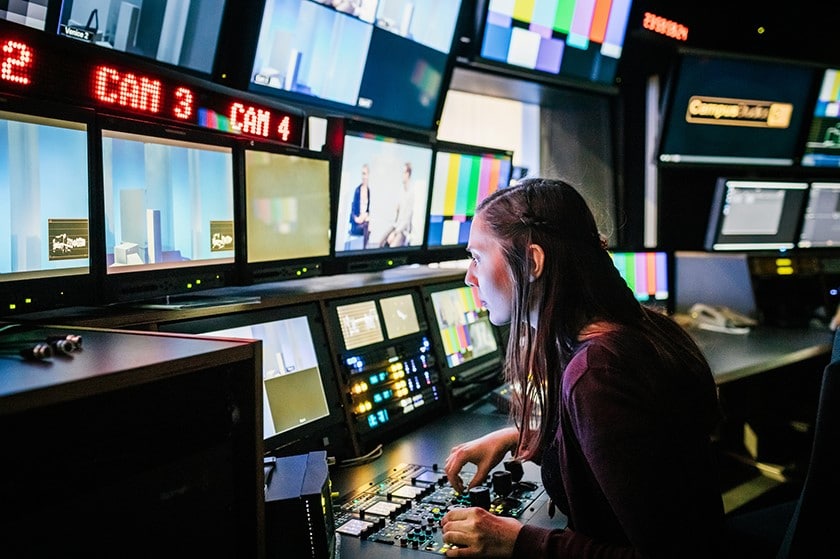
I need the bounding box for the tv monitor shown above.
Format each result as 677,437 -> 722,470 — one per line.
474,0 -> 634,93
801,68 -> 840,167
673,251 -> 757,319
1,0 -> 54,30
56,0 -> 226,76
323,288 -> 446,449
705,178 -> 808,252
657,50 -> 817,166
243,0 -> 463,130
98,116 -> 237,304
609,251 -> 670,311
157,303 -> 350,459
421,280 -> 503,401
333,126 -> 433,270
240,143 -> 332,283
426,141 -> 513,257
0,96 -> 95,314
798,182 -> 840,248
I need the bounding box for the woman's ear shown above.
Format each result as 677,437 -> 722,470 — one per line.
529,243 -> 545,282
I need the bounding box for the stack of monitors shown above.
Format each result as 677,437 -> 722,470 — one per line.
239,143 -> 332,283
475,0 -> 634,93
425,141 -> 513,259
333,125 -> 433,271
798,182 -> 840,248
0,96 -> 95,314
98,115 -> 238,304
705,178 -> 808,252
609,251 -> 670,311
241,0 -> 464,131
801,68 -> 840,167
56,0 -> 227,76
421,281 -> 503,403
324,289 -> 445,452
157,303 -> 350,459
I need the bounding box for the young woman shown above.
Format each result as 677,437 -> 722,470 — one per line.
440,178 -> 726,558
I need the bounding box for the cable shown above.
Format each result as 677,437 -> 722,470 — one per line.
335,444 -> 384,468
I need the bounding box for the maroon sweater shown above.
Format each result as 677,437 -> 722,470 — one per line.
513,330 -> 726,559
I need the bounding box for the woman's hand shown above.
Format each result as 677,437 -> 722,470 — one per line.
444,427 -> 519,493
441,506 -> 522,557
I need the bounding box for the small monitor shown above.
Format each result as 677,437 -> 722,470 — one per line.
426,141 -> 513,256
99,116 -> 236,304
0,97 -> 94,313
674,251 -> 757,318
333,126 -> 433,268
609,251 -> 670,310
705,178 -> 808,252
241,143 -> 331,283
157,303 -> 348,458
798,182 -> 840,248
1,1 -> 54,30
57,0 -> 227,76
801,68 -> 840,167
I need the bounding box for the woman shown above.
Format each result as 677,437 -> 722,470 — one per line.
440,178 -> 726,558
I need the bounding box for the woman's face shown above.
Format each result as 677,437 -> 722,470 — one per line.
465,214 -> 514,325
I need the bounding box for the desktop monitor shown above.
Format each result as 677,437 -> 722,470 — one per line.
240,142 -> 332,283
426,141 -> 513,258
333,125 -> 433,270
704,178 -> 808,252
609,251 -> 670,311
798,182 -> 840,248
323,288 -> 446,451
0,95 -> 95,314
657,50 -> 816,166
157,303 -> 350,459
56,0 -> 227,76
473,0 -> 634,93
240,0 -> 464,131
801,68 -> 840,167
673,251 -> 757,319
421,280 -> 503,402
98,115 -> 237,304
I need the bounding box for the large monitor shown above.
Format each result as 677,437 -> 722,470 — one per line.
0,95 -> 95,314
473,0 -> 634,93
98,115 -> 237,304
56,0 -> 226,76
421,280 -> 503,403
157,303 -> 351,459
609,251 -> 670,311
798,182 -> 840,248
657,50 -> 816,166
425,141 -> 513,259
239,142 -> 332,283
333,125 -> 433,270
705,178 -> 808,252
240,0 -> 464,131
801,68 -> 840,167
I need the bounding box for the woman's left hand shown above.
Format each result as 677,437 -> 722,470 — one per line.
440,507 -> 523,557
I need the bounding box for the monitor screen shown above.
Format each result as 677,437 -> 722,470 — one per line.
426,142 -> 513,252
705,178 -> 808,251
609,251 -> 669,309
246,0 -> 463,130
1,1 -> 53,30
242,144 -> 331,282
0,99 -> 94,313
99,117 -> 236,302
798,182 -> 840,248
475,0 -> 633,92
57,0 -> 226,75
801,68 -> 840,167
156,304 -> 347,458
334,128 -> 432,261
658,51 -> 816,166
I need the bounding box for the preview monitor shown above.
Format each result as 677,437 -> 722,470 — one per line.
609,251 -> 669,310
801,68 -> 840,167
475,0 -> 634,93
1,0 -> 54,30
798,182 -> 840,248
658,50 -> 816,166
705,178 -> 808,252
240,143 -> 332,283
0,97 -> 94,313
157,303 -> 348,459
245,0 -> 463,130
333,126 -> 432,266
99,116 -> 236,304
56,0 -> 226,76
426,141 -> 513,254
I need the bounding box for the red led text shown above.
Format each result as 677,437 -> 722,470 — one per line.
1,39 -> 32,85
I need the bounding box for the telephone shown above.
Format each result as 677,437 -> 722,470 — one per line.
689,303 -> 757,334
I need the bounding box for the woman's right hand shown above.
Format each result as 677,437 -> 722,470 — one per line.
444,427 -> 519,494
